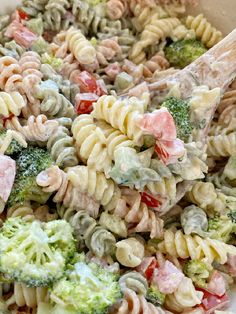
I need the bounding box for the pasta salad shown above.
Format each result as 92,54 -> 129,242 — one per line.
0,0 -> 235,313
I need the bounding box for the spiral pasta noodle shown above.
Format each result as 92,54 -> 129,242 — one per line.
44,0 -> 70,31
114,189 -> 164,239
165,277 -> 203,313
21,0 -> 48,17
6,202 -> 35,221
119,271 -> 148,295
106,0 -> 129,20
36,165 -> 100,218
207,132 -> 236,158
6,115 -> 59,143
92,94 -> 149,144
37,88 -> 75,118
96,37 -> 122,66
65,28 -> 97,65
19,51 -> 42,80
47,125 -> 78,168
129,18 -> 181,63
72,115 -> 112,173
185,181 -> 218,209
158,229 -> 236,264
143,53 -> 170,78
115,288 -> 168,313
69,210 -> 116,258
5,282 -> 48,308
116,238 -> 145,268
186,14 -> 223,48
0,91 -> 26,117
0,56 -> 22,92
67,165 -> 121,210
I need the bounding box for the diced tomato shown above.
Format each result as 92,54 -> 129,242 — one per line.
197,289 -> 230,314
96,79 -> 107,96
17,9 -> 29,20
75,93 -> 99,115
74,71 -> 98,93
141,192 -> 161,209
144,258 -> 159,281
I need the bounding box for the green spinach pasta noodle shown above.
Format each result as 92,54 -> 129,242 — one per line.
0,0 -> 235,313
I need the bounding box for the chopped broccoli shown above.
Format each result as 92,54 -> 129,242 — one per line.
0,129 -> 24,155
0,217 -> 76,287
164,39 -> 207,68
50,253 -> 121,314
162,97 -> 192,142
146,285 -> 165,306
8,147 -> 53,207
16,146 -> 52,177
208,215 -> 235,243
228,210 -> 236,223
183,260 -> 212,288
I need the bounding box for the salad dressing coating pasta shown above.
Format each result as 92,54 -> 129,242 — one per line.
0,0 -> 235,313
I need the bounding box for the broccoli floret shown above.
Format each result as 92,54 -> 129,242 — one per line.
146,285 -> 165,306
162,97 -> 192,142
0,217 -> 76,287
208,215 -> 235,243
16,146 -> 52,177
0,129 -> 24,155
183,260 -> 212,288
50,253 -> 121,314
165,39 -> 207,68
7,147 -> 53,207
228,210 -> 236,223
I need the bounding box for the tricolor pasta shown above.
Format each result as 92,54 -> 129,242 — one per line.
0,0 -> 235,313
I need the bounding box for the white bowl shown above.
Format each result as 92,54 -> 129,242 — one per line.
1,0 -> 236,312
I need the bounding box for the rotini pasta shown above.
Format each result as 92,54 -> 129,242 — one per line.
47,125 -> 78,168
115,288 -> 168,313
106,0 -> 129,20
114,189 -> 164,239
68,210 -> 116,257
5,282 -> 48,308
0,56 -> 22,92
158,229 -> 236,264
36,165 -> 100,218
36,88 -> 75,118
0,91 -> 26,117
72,114 -> 112,173
207,132 -> 236,158
186,14 -> 223,48
119,271 -> 148,295
129,18 -> 181,63
92,94 -> 149,144
116,238 -> 145,267
67,165 -> 121,209
65,28 -> 97,65
0,1 -> 235,313
165,277 -> 203,312
44,0 -> 71,32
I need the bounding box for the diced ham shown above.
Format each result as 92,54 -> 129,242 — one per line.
206,271 -> 226,297
153,260 -> 184,294
105,62 -> 121,80
155,138 -> 185,165
0,154 -> 16,208
5,21 -> 37,48
200,293 -> 230,314
139,108 -> 177,141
